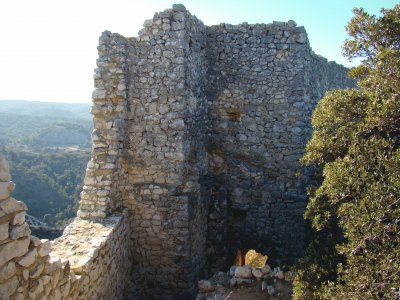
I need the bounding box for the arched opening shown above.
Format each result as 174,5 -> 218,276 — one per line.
234,249 -> 268,268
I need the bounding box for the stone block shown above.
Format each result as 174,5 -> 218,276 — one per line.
0,197 -> 27,214
0,223 -> 9,240
28,278 -> 44,299
267,285 -> 276,295
30,261 -> 45,278
0,182 -> 15,200
0,156 -> 11,181
172,4 -> 186,12
0,237 -> 30,266
229,265 -> 236,276
0,261 -> 16,281
30,235 -> 42,247
38,239 -> 52,257
198,280 -> 214,293
12,211 -> 26,225
234,265 -> 252,278
275,269 -> 285,280
236,278 -> 253,285
261,264 -> 272,275
17,248 -> 37,267
92,89 -> 106,100
252,268 -> 263,279
9,223 -> 31,240
0,276 -> 18,298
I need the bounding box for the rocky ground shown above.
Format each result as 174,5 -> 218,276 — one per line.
197,265 -> 293,300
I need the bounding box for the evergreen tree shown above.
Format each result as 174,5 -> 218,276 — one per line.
293,5 -> 400,299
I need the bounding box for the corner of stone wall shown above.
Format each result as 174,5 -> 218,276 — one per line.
110,4 -> 210,297
78,31 -> 129,219
0,154 -> 135,299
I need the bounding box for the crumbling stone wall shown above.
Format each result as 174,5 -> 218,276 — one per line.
75,4 -> 355,298
108,6 -> 210,298
75,5 -> 210,297
78,31 -> 129,219
0,155 -> 136,299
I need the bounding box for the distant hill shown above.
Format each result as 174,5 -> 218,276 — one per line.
0,100 -> 91,119
0,100 -> 92,148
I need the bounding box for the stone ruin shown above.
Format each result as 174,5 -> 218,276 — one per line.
0,4 -> 355,299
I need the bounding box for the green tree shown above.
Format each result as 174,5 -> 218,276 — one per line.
293,5 -> 400,299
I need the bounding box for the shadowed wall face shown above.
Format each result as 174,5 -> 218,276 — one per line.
204,22 -> 355,271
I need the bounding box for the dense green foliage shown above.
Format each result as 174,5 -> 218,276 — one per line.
293,5 -> 400,299
0,101 -> 92,232
2,148 -> 90,227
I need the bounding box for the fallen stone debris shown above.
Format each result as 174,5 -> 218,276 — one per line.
197,264 -> 294,299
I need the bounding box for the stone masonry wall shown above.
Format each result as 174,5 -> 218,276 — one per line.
0,154 -> 136,299
78,31 -> 129,219
204,21 -> 355,272
66,4 -> 356,298
120,6 -> 209,298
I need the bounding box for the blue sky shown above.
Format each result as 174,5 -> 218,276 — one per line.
0,0 -> 397,103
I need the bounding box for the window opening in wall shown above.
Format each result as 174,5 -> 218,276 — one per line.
234,249 -> 268,268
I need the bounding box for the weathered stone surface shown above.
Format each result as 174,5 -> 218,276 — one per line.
0,261 -> 16,281
0,197 -> 27,214
235,266 -> 253,278
261,264 -> 272,275
252,268 -> 263,280
229,276 -> 237,287
28,278 -> 44,299
0,223 -> 9,240
204,16 -> 354,272
17,248 -> 37,267
236,278 -> 253,285
9,223 -> 31,239
198,280 -> 215,293
92,89 -> 106,99
267,285 -> 276,295
12,211 -> 26,225
38,239 -> 52,257
198,262 -> 292,298
0,276 -> 18,298
0,181 -> 15,200
0,155 -> 11,182
261,281 -> 268,291
29,261 -> 44,278
30,235 -> 42,247
229,265 -> 236,276
172,3 -> 186,11
275,269 -> 285,280
0,237 -> 30,266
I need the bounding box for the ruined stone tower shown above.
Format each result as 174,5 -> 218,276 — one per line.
0,4 -> 355,300
75,4 -> 354,298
